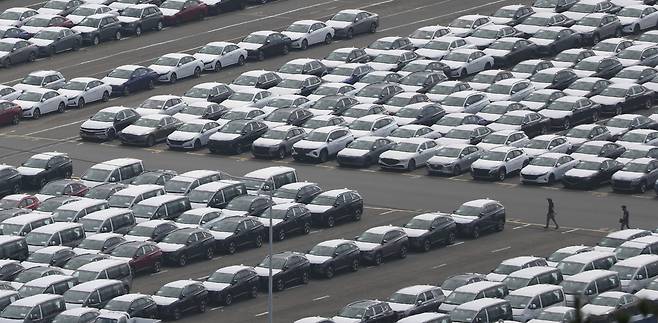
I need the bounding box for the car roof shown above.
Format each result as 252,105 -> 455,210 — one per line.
3,212 -> 53,225
457,298 -> 508,310
244,166 -> 295,180
500,256 -> 543,266
163,279 -> 200,288
214,265 -> 253,275
176,169 -> 220,179
82,232 -> 123,241
314,239 -> 353,248
134,219 -> 175,228
508,266 -> 558,278
461,198 -> 498,207
57,308 -> 99,316
310,125 -> 348,133
23,274 -> 73,287
614,254 -> 658,267
606,229 -> 651,239
318,189 -> 352,197
11,294 -> 62,306
69,279 -> 123,292
56,198 -> 106,211
30,222 -> 81,234
90,158 -> 141,170
110,293 -> 151,302
365,225 -> 403,235
248,30 -> 277,36
113,184 -> 163,196
76,259 -> 127,272
511,284 -> 562,296
84,208 -> 132,220
395,285 -> 439,295
562,251 -> 615,264
138,194 -> 186,206
32,245 -> 72,254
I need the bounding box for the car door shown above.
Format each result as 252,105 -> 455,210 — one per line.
40,91 -> 58,113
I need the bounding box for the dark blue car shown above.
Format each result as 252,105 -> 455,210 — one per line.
0,26 -> 30,39
101,65 -> 159,96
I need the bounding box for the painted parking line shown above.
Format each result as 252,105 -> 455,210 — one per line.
491,246 -> 511,253
448,241 -> 464,247
255,312 -> 269,317
150,270 -> 168,276
210,307 -> 223,311
379,210 -> 398,215
562,228 -> 579,234
23,119 -> 86,136
512,224 -> 531,230
432,263 -> 447,269
196,276 -> 209,280
313,295 -> 331,301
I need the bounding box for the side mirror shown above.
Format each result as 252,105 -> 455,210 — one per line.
231,279 -> 238,285
282,265 -> 288,271
382,239 -> 388,244
354,235 -> 360,241
585,289 -> 594,295
416,299 -> 423,305
109,177 -> 117,182
529,303 -> 538,309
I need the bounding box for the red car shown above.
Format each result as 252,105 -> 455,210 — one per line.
0,194 -> 40,210
108,241 -> 163,273
0,101 -> 21,126
159,0 -> 208,25
38,179 -> 89,197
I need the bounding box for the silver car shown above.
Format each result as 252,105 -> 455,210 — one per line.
166,119 -> 221,150
441,49 -> 495,78
571,13 -> 622,44
520,152 -> 579,184
427,143 -> 483,176
0,38 -> 38,67
251,125 -> 306,159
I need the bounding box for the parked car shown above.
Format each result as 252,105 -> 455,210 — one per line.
152,280 -> 208,319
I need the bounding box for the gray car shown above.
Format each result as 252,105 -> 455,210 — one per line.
325,9 -> 379,39
616,44 -> 658,67
0,38 -> 38,67
30,27 -> 82,56
427,143 -> 483,176
611,157 -> 658,193
571,13 -> 622,44
251,125 -> 306,159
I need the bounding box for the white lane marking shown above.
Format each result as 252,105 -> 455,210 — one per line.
28,1 -> 47,8
491,246 -> 511,253
210,307 -> 223,311
313,295 -> 331,301
379,210 -> 397,215
196,275 -> 209,280
23,119 -> 86,136
255,312 -> 269,317
448,241 -> 464,247
432,263 -> 447,269
309,230 -> 322,234
150,270 -> 168,276
513,224 -> 531,230
359,0 -> 395,9
562,228 -> 579,234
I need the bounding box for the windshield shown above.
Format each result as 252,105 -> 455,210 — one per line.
272,188 -> 298,199
349,120 -> 374,131
570,80 -> 599,92
487,84 -> 513,95
40,181 -> 69,195
107,68 -> 132,79
133,118 -> 160,128
616,69 -> 643,80
164,179 -> 191,194
454,205 -> 481,216
71,270 -> 97,283
331,12 -> 356,22
25,232 -> 52,247
232,76 -> 258,87
442,277 -> 471,290
338,306 -> 365,319
591,296 -> 620,307
557,261 -> 585,276
357,232 -> 383,244
618,49 -> 642,60
305,131 -> 330,142
176,213 -> 203,225
446,291 -> 477,305
63,290 -> 90,304
82,168 -> 111,182
578,17 -> 601,27
310,195 -> 335,206
606,118 -> 632,128
132,204 -> 158,219
373,54 -> 401,64
139,99 -> 166,110
600,87 -> 627,98
402,74 -> 431,87
508,295 -> 533,309
530,156 -> 558,167
259,256 -> 286,269
210,219 -> 239,232
325,51 -> 349,61
504,276 -> 532,290
390,128 -> 419,138
548,251 -> 572,262
471,28 -> 499,39
313,86 -> 343,96
530,72 -> 556,83
445,129 -> 472,139
621,132 -> 649,143
260,208 -> 288,220
451,309 -> 478,322
77,238 -> 105,251
64,256 -> 102,269
261,129 -> 290,140
561,281 -> 587,294
1,305 -> 32,319
571,3 -> 595,13
160,0 -> 184,10
405,218 -> 432,230
546,100 -> 576,111
266,109 -> 294,122
493,263 -> 521,275
108,195 -> 136,208
36,199 -> 65,212
78,17 -> 101,28
105,299 -> 131,312
575,60 -> 602,71
575,160 -> 603,171
197,44 -> 224,55
534,29 -> 559,40
279,63 -> 304,74
286,23 -> 310,33
393,142 -> 420,153
309,244 -> 335,257
442,96 -> 466,107
242,34 -> 266,44
615,246 -> 642,260
24,17 -> 52,27
410,29 -> 437,39
277,79 -> 303,89
482,151 -> 507,161
221,121 -> 246,134
444,52 -> 470,62
110,244 -> 138,258
156,286 -> 182,298
524,16 -> 549,26
512,63 -> 539,74
622,162 -> 648,173
368,40 -> 393,50
127,225 -> 154,237
302,118 -> 330,129
389,292 -> 416,304
17,92 -> 43,102
576,144 -> 603,155
121,7 -> 143,18
620,149 -> 649,159
449,18 -> 474,28
482,134 -> 509,144
184,88 -> 211,99
90,111 -> 117,122
0,11 -> 22,20
489,40 -> 516,51
80,218 -> 104,233
34,30 -> 61,40
162,231 -> 190,244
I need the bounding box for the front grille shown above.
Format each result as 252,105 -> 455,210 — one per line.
120,134 -> 142,142
294,148 -> 315,156
167,140 -> 187,146
379,158 -> 399,165
252,146 -> 272,155
428,164 -> 444,170
612,180 -> 633,189
471,168 -> 491,177
521,174 -> 540,180
80,128 -> 106,136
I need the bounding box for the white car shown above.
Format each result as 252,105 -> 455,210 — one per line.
516,12 -> 568,36
148,53 -> 204,83
485,78 -> 535,102
616,129 -> 658,148
441,48 -> 494,78
521,134 -> 572,157
441,90 -> 490,114
222,87 -> 271,110
387,125 -> 441,142
464,24 -> 520,49
617,5 -> 658,34
414,36 -> 473,60
468,69 -> 515,91
292,126 -> 354,162
408,25 -> 452,48
615,44 -> 657,67
166,119 -> 221,150
109,0 -> 142,11
282,20 -> 334,50
477,129 -> 530,150
58,77 -> 112,108
0,85 -> 22,101
347,114 -> 398,138
563,77 -> 612,96
364,36 -> 413,58
13,88 -> 67,119
425,80 -> 472,102
181,82 -> 232,104
307,82 -> 355,101
351,71 -> 402,91
378,137 -> 440,170
14,70 -> 66,92
591,38 -> 634,57
426,143 -> 483,175
268,74 -> 322,96
21,14 -> 62,36
172,101 -> 227,123
366,50 -> 417,72
216,107 -> 265,127
510,59 -> 555,79
193,41 -> 247,72
67,4 -> 116,25
320,47 -> 369,70
471,146 -> 530,180
476,101 -> 525,123
0,7 -> 38,27
549,48 -> 595,69
435,124 -> 493,146
562,0 -> 612,20
447,14 -> 492,37
135,95 -> 187,116
520,152 -> 578,184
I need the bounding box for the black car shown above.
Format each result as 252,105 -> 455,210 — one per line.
262,107 -> 313,127
354,83 -> 404,104
85,183 -> 129,200
572,57 -> 623,79
333,300 -> 397,323
0,166 -> 22,197
0,208 -> 30,223
202,265 -> 259,305
104,294 -> 158,318
130,169 -> 177,186
325,9 -> 379,39
118,4 -> 164,36
591,84 -> 654,116
102,65 -> 159,96
176,103 -> 227,121
125,221 -> 178,242
530,68 -> 578,90
118,115 -> 182,147
307,95 -> 360,115
564,78 -> 612,98
24,247 -> 76,268
440,273 -> 487,293
539,96 -> 601,129
605,115 -> 658,140
305,239 -> 360,279
336,137 -> 396,167
492,5 -> 535,26
0,260 -> 23,281
562,157 -> 624,189
485,38 -> 538,67
12,266 -> 65,285
398,71 -> 445,93
182,83 -> 233,104
0,26 -> 29,39
572,141 -> 626,159
207,120 -> 268,154
255,252 -> 310,291
238,30 -> 292,61
403,213 -> 457,251
222,195 -> 272,217
205,0 -> 247,14
205,216 -> 266,254
450,199 -> 506,238
393,103 -> 445,126
31,27 -> 82,56
354,226 -> 409,265
62,253 -> 109,273
153,280 -> 208,320
271,182 -> 323,204
17,152 -> 73,188
157,228 -> 215,266
278,58 -> 328,77
306,189 -> 363,227
74,14 -> 122,45
231,71 -> 282,89
489,111 -> 551,138
255,203 -> 312,241
530,27 -> 582,56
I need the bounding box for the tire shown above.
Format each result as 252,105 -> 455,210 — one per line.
645,99 -> 652,110
205,247 -> 214,259
459,68 -> 467,78
407,159 -> 416,171
1,58 -> 10,68
114,31 -> 121,41
562,118 -> 571,130
484,62 -> 492,70
452,165 -> 461,176
177,254 -> 187,267
233,143 -> 243,154
324,34 -> 332,44
64,169 -> 72,178
497,168 -> 506,181
32,108 -> 41,119
146,135 -> 155,147
277,147 -> 286,159
238,55 -> 246,66
257,51 -> 265,61
193,67 -> 201,78
353,207 -> 362,221
281,45 -> 289,55
72,41 -> 80,51
254,234 -> 263,247
122,86 -> 130,96
639,182 -> 647,193
198,300 -> 206,313
250,286 -> 258,298
325,266 -> 334,279
325,215 -> 335,228
92,36 -> 100,46
277,229 -> 285,241
275,278 -> 285,291
350,259 -> 359,272
591,111 -> 599,122
147,79 -> 155,90
193,139 -> 201,150
302,222 -> 311,234
77,98 -> 85,109
346,28 -> 354,39
101,91 -> 110,102
447,231 -> 456,245
318,149 -> 328,163
11,183 -> 20,194
226,242 -> 236,254
213,61 -> 222,72
548,174 -> 555,185
496,218 -> 505,232
11,115 -> 20,125
373,253 -> 383,266
633,24 -> 640,34
422,239 -> 431,252
301,271 -> 309,284
539,126 -> 547,135
615,28 -> 622,37
134,26 -> 142,36
29,52 -> 37,62
399,245 -> 408,259
223,293 -> 232,305
39,177 -> 47,188
615,105 -> 623,115
472,226 -> 481,239
57,102 -> 65,113
592,33 -> 600,44
156,21 -> 164,31
369,23 -> 377,33
169,73 -> 177,84
152,261 -> 161,273
300,39 -> 308,50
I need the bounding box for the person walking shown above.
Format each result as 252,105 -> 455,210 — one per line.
545,198 -> 558,230
619,205 -> 630,230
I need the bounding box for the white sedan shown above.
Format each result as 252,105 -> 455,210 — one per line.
58,77 -> 112,108
471,146 -> 530,181
193,41 -> 247,72
166,119 -> 221,150
441,49 -> 494,78
617,5 -> 658,34
520,152 -> 578,184
148,53 -> 204,83
13,88 -> 67,119
282,20 -> 335,50
378,137 -> 440,171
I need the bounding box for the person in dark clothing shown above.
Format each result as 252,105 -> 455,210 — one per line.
545,198 -> 558,230
620,205 -> 630,230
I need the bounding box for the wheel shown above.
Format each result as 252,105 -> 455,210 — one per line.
152,261 -> 161,273
472,226 -> 481,239
77,98 -> 85,109
172,308 -> 181,320
233,143 -> 243,154
177,254 -> 187,267
324,34 -> 332,44
122,86 -> 130,96
459,68 -> 467,78
28,52 -> 37,62
11,183 -> 20,194
639,182 -> 647,193
205,247 -> 214,259
146,135 -> 155,147
101,91 -> 110,102
325,266 -> 334,279
496,218 -> 505,231
275,278 -> 285,291
147,79 -> 155,90
633,24 -> 640,34
72,41 -> 80,51
134,26 -> 142,36
254,234 -> 263,247
223,293 -> 232,305
591,111 -> 599,122
549,45 -> 556,55
615,28 -> 622,37
114,31 -> 121,41
32,108 -> 41,119
249,286 -> 258,298
48,46 -> 55,57
238,55 -> 246,66
369,23 -> 377,33
156,21 -> 164,31
193,67 -> 201,78
373,253 -> 383,265
1,57 -> 10,68
346,28 -> 354,39
302,222 -> 311,234
301,271 -> 309,284
64,169 -> 72,178
452,165 -> 461,176
318,149 -> 328,163
57,102 -> 65,113
281,45 -> 289,55
562,118 -> 571,130
39,177 -> 47,188
353,207 -> 362,221
447,231 -> 456,245
257,50 -> 265,61
213,61 -> 222,72
276,147 -> 286,159
592,33 -> 600,44
399,245 -> 408,259
10,115 -> 19,125
645,99 -> 653,110
325,215 -> 335,228
169,73 -> 177,84
422,239 -> 431,252
497,168 -> 506,181
539,126 -> 547,135
350,259 -> 360,272
277,229 -> 286,241
193,139 -> 201,150
407,159 -> 416,171
198,300 -> 206,313
548,174 -> 555,185
300,39 -> 308,50
197,11 -> 205,20
484,62 -> 491,69
92,36 -> 100,45
226,242 -> 236,254
175,17 -> 181,25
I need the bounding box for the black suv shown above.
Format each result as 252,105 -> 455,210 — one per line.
450,199 -> 506,238
17,152 -> 73,188
118,4 -> 164,36
204,216 -> 266,254
403,213 -> 457,251
0,166 -> 22,197
354,226 -> 409,265
157,228 -> 215,266
201,265 -> 259,305
305,239 -> 361,279
333,300 -> 397,323
306,189 -> 363,228
255,252 -> 310,291
104,294 -> 157,318
153,280 -> 209,320
207,120 -> 268,154
255,203 -> 312,241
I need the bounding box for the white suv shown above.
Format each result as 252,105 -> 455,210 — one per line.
292,126 -> 354,163
471,146 -> 529,181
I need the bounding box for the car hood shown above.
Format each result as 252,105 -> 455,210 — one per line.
563,11 -> 589,20
124,235 -> 150,242
159,8 -> 180,17
350,129 -> 374,138
402,228 -> 428,238
168,131 -> 197,142
253,137 -> 283,147
281,31 -> 305,40
13,99 -> 38,109
305,254 -> 332,264
101,77 -> 126,86
72,247 -> 98,255
254,217 -> 283,227
565,169 -> 598,177
387,302 -> 413,312
441,104 -> 464,114
488,123 -> 520,132
571,25 -> 596,33
415,48 -> 447,59
635,289 -> 658,300
450,214 -> 478,224
21,26 -> 45,34
522,148 -> 548,157
338,148 -> 368,157
0,19 -> 20,26
485,92 -> 510,102
209,132 -> 240,141
435,137 -> 469,146
486,273 -> 507,282
254,266 -> 282,276
331,317 -> 361,323
581,304 -> 614,317
449,27 -> 472,37
563,89 -> 589,97
172,113 -> 201,123
152,296 -> 178,306
272,197 -> 293,204
521,165 -> 554,175
121,125 -> 154,136
431,124 -> 454,135
29,38 -> 55,47
491,17 -> 513,25
398,84 -> 423,92
477,112 -> 502,122
325,20 -> 351,29
268,87 -> 298,96
16,166 -> 44,176
540,109 -> 572,119
606,126 -> 627,137
612,171 -> 643,181
193,53 -> 219,63
117,16 -> 139,24
472,159 -> 504,169
532,81 -> 552,90
156,242 -> 185,252
394,116 -> 416,125
59,89 -> 83,99
320,59 -> 344,69
367,62 -> 397,71
321,74 -> 350,83
354,241 -> 381,251
442,60 -> 467,70
517,24 -> 542,34
294,140 -> 325,150
476,142 -> 505,150
202,281 -> 230,292
306,204 -> 333,213
590,95 -> 624,105
483,48 -> 510,58
426,92 -> 447,102
72,26 -> 98,34
20,260 -> 45,269
609,77 -> 636,84
379,150 -> 416,160
149,65 -> 175,75
237,42 -> 262,51
617,58 -> 638,67
466,37 -> 494,47
572,69 -> 595,78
